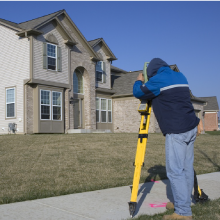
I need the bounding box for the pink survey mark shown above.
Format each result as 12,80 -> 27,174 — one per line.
151,179 -> 159,183
150,203 -> 167,208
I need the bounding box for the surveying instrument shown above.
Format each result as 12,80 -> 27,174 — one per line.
128,62 -> 209,217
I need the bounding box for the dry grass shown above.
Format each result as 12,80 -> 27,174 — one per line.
0,133 -> 219,204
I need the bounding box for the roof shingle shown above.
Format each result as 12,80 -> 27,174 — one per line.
18,9 -> 65,30
198,96 -> 219,111
0,18 -> 21,30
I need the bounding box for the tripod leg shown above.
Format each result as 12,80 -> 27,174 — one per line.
194,170 -> 209,203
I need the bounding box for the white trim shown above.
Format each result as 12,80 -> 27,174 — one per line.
47,43 -> 57,71
160,84 -> 189,92
6,87 -> 16,118
108,99 -> 112,123
52,91 -> 62,121
205,111 -> 218,114
96,61 -> 104,83
100,98 -> 107,123
96,97 -> 100,123
96,97 -> 112,123
40,89 -> 51,120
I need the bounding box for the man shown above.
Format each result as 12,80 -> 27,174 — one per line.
133,58 -> 201,220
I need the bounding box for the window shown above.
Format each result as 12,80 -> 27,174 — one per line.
52,92 -> 62,120
96,97 -> 112,123
43,42 -> 62,72
40,90 -> 62,120
73,69 -> 83,94
108,99 -> 112,123
96,61 -> 106,83
47,43 -> 57,70
41,90 -> 51,120
96,98 -> 100,122
101,99 -> 107,123
6,88 -> 15,118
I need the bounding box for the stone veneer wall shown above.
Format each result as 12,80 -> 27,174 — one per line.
60,15 -> 96,130
113,97 -> 156,133
64,89 -> 70,132
113,98 -> 205,134
26,85 -> 34,134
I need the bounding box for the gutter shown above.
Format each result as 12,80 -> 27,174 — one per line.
111,93 -> 133,98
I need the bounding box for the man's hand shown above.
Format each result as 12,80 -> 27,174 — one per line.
137,73 -> 144,82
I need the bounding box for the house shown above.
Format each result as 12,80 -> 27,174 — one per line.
0,9 -> 115,134
0,9 -> 207,134
198,96 -> 219,131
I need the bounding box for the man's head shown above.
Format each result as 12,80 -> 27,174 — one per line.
147,58 -> 169,79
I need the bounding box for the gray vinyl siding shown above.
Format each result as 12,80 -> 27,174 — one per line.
0,25 -> 29,134
33,22 -> 68,84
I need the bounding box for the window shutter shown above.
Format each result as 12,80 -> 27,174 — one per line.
57,46 -> 62,72
43,42 -> 47,69
103,61 -> 106,83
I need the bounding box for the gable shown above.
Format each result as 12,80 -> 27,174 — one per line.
88,38 -> 117,61
59,12 -> 100,61
3,9 -> 100,61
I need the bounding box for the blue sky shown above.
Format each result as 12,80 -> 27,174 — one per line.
0,1 -> 219,117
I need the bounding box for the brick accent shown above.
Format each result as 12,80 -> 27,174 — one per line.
26,85 -> 34,134
113,97 -> 156,133
60,17 -> 97,130
64,89 -> 70,132
204,112 -> 218,131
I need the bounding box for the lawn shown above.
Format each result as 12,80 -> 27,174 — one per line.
205,130 -> 220,135
0,132 -> 219,204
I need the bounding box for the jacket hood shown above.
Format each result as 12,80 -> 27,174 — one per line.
147,58 -> 169,79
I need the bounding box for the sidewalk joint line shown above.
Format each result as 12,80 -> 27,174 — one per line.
33,201 -> 95,220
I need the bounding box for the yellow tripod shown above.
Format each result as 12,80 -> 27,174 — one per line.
128,100 -> 151,217
128,62 -> 150,217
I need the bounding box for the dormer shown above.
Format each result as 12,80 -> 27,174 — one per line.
88,38 -> 117,89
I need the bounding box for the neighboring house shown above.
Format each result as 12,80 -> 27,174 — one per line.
0,9 -> 208,134
198,96 -> 219,131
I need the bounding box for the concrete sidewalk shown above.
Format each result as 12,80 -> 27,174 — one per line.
0,172 -> 220,220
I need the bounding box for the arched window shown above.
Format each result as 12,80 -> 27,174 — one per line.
73,69 -> 83,94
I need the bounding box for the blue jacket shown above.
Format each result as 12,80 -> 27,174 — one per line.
133,59 -> 199,135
